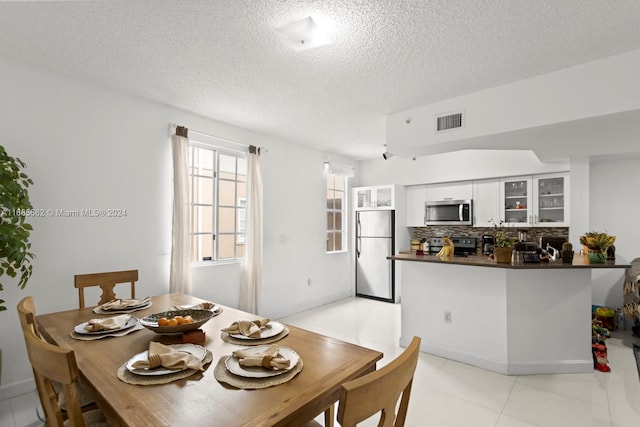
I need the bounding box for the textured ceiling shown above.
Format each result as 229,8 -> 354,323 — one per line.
1,0 -> 640,160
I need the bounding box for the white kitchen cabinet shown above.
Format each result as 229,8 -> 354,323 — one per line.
500,173 -> 569,227
533,173 -> 570,227
425,181 -> 473,202
472,179 -> 500,227
406,185 -> 427,227
354,185 -> 396,210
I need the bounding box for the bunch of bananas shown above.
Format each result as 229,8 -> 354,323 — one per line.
436,237 -> 454,257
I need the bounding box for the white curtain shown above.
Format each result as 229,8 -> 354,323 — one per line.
170,127 -> 192,294
239,146 -> 263,313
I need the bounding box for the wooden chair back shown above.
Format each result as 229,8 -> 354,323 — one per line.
337,336 -> 421,427
17,296 -> 49,421
17,296 -> 40,338
21,322 -> 86,427
74,269 -> 139,308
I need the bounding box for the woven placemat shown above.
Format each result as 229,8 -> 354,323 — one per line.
70,323 -> 144,341
220,325 -> 290,346
117,351 -> 213,385
213,356 -> 303,389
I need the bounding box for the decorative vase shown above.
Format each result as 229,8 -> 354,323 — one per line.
588,251 -> 606,264
494,247 -> 513,264
561,250 -> 574,264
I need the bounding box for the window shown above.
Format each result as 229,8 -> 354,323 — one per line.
326,174 -> 345,252
189,143 -> 247,262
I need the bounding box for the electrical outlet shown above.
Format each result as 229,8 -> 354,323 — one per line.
444,310 -> 452,323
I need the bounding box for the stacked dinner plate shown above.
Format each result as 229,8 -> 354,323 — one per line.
224,345 -> 299,379
73,316 -> 139,336
125,344 -> 209,377
93,297 -> 152,314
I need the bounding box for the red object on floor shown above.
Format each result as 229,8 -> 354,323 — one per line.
595,363 -> 611,372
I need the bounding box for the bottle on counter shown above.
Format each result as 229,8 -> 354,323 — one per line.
617,308 -> 625,331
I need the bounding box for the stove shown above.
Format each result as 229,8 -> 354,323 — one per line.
428,237 -> 477,256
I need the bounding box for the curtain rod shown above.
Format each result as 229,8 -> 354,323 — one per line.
170,123 -> 266,152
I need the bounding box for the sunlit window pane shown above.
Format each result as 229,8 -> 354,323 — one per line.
189,141 -> 246,262
217,234 -> 236,259
219,180 -> 236,205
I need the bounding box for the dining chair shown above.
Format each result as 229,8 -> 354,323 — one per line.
306,336 -> 421,427
74,269 -> 139,308
21,321 -> 108,427
17,296 -> 97,422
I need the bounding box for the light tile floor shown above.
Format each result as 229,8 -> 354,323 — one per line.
280,297 -> 640,427
2,296 -> 640,426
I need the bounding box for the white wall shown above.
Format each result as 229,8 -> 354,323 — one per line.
387,48 -> 640,159
356,149 -> 568,187
590,155 -> 640,308
0,57 -> 352,398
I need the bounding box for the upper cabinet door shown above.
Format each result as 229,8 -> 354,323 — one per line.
425,181 -> 473,201
472,179 -> 500,227
354,185 -> 396,210
500,176 -> 533,227
406,185 -> 427,227
532,173 -> 569,227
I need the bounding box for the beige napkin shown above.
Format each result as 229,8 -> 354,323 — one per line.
232,344 -> 291,370
84,314 -> 131,332
130,342 -> 205,371
101,297 -> 150,311
222,318 -> 270,338
174,302 -> 215,311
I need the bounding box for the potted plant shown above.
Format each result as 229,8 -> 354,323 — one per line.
579,231 -> 615,264
561,242 -> 574,263
0,145 -> 34,382
490,219 -> 515,264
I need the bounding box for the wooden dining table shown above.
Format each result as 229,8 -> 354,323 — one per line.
36,293 -> 383,427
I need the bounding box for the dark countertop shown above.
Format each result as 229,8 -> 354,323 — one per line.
389,252 -> 630,269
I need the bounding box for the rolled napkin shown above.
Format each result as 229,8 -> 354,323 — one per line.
84,314 -> 131,332
174,302 -> 215,311
131,341 -> 205,371
222,318 -> 270,338
101,296 -> 150,311
232,344 -> 291,370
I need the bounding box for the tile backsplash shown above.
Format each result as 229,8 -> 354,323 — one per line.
410,226 -> 569,252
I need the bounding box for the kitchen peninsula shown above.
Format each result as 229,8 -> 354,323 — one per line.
389,253 -> 629,375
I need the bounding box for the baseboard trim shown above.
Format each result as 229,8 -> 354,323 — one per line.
0,378 -> 35,401
399,336 -> 593,375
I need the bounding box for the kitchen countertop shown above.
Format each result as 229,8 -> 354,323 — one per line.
389,252 -> 629,269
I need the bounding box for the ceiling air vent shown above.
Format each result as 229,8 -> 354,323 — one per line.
436,112 -> 464,132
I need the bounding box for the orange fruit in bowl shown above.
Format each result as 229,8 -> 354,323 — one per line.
157,317 -> 169,327
174,316 -> 185,325
183,315 -> 194,324
167,318 -> 178,327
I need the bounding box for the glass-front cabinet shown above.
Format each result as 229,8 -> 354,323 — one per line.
501,177 -> 531,226
534,174 -> 569,226
355,185 -> 395,210
500,173 -> 569,227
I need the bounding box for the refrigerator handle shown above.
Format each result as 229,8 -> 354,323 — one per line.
356,215 -> 361,258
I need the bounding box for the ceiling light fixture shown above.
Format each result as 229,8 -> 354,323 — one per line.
275,16 -> 332,51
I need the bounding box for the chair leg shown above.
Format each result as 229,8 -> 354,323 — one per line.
324,403 -> 334,427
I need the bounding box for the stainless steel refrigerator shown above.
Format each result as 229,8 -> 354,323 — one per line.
355,210 -> 396,302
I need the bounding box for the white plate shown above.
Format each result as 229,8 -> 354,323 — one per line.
93,301 -> 152,314
225,345 -> 299,378
126,344 -> 208,376
74,316 -> 138,335
229,321 -> 285,340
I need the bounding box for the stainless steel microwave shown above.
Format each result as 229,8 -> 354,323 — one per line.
425,199 -> 473,225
